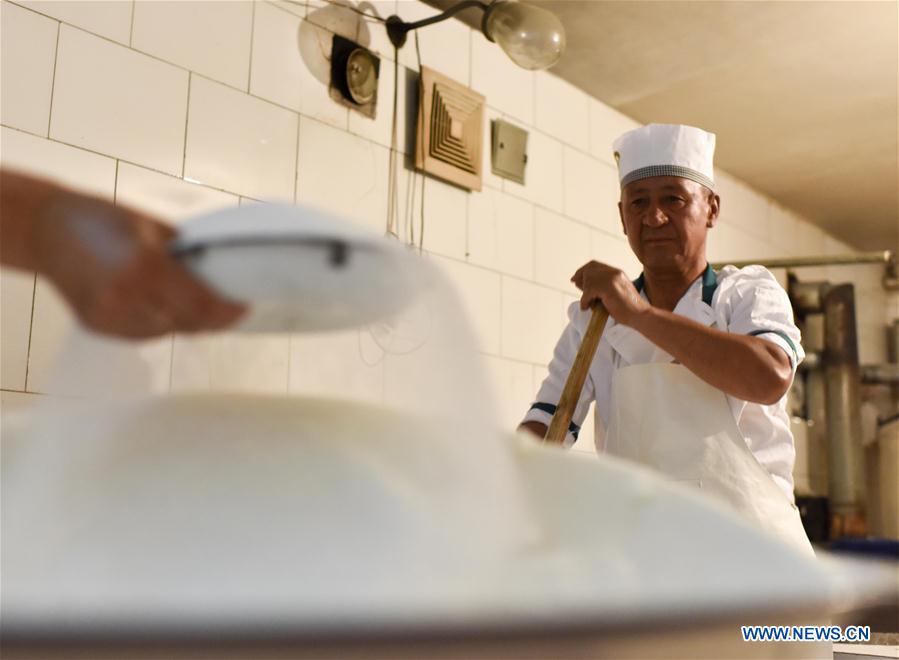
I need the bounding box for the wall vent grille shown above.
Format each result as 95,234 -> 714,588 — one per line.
416,67 -> 484,191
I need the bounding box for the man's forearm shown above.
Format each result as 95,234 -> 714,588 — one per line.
518,421 -> 548,439
628,306 -> 793,404
0,170 -> 57,272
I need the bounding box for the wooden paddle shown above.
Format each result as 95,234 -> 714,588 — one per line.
544,304 -> 610,445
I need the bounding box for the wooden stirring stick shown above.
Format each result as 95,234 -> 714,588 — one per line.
544,304 -> 610,445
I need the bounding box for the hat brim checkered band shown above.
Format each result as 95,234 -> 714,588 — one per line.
620,165 -> 715,191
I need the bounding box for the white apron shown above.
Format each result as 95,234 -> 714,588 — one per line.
605,361 -> 815,557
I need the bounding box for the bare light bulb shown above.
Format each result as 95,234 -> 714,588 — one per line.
483,0 -> 566,70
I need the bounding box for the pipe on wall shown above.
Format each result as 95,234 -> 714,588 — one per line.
822,284 -> 867,536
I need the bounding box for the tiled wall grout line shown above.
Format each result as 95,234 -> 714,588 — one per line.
21,273 -> 38,394
167,335 -> 176,393
44,20 -> 61,138
531,200 -> 537,281
0,124 -> 225,201
246,0 -> 256,93
113,158 -> 120,202
560,137 -> 567,217
433,249 -> 581,299
293,115 -> 302,204
181,73 -> 192,178
497,275 -> 504,357
10,2 -> 128,50
128,0 -> 136,47
1,387 -> 47,396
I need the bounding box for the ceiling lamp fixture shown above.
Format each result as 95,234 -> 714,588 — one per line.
385,0 -> 566,71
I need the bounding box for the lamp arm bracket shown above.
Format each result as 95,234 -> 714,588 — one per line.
386,0 -> 492,49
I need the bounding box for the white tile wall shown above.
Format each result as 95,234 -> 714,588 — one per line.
483,355 -> 537,430
589,99 -> 639,166
801,222 -> 829,256
170,333 -> 290,394
767,201 -> 802,253
289,328 -> 384,404
27,281 -> 173,396
715,171 -> 771,240
250,5 -> 349,130
390,163 -> 422,243
115,162 -> 240,224
0,389 -> 38,415
269,1 -> 306,19
50,26 -> 188,175
501,277 -> 564,365
394,0 -> 470,83
1,1 -> 58,136
594,163 -> 626,238
534,72 -> 590,150
563,146 -> 617,229
434,256 -> 501,356
503,129 -> 563,213
305,0 -> 358,41
421,179 -> 467,260
355,0 -> 395,63
185,75 -> 298,201
467,186 -> 534,280
1,269 -> 35,390
0,126 -> 117,195
131,0 -> 253,91
1,390 -> 42,461
535,208 -> 590,292
296,117 -> 388,233
21,0 -> 132,44
708,222 -> 780,263
470,31 -> 533,126
590,230 -> 641,277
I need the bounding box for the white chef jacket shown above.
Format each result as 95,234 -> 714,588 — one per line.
522,264 -> 805,501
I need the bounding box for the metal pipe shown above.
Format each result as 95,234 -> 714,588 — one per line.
888,319 -> 899,409
861,364 -> 899,385
822,284 -> 867,534
790,280 -> 830,313
711,250 -> 892,270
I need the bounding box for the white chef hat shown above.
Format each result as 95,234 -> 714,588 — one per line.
613,124 -> 716,191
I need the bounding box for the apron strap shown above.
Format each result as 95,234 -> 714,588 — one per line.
618,265 -> 718,369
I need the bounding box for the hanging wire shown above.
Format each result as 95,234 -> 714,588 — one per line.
301,0 -> 388,23
414,30 -> 426,254
407,160 -> 417,246
385,50 -> 400,238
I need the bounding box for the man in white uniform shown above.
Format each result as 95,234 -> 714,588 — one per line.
520,124 -> 813,553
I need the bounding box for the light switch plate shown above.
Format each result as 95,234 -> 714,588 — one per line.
491,120 -> 528,185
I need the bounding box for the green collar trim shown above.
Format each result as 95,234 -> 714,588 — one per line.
632,263 -> 718,306
701,263 -> 718,305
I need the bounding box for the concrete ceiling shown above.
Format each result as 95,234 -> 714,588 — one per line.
426,0 -> 898,252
